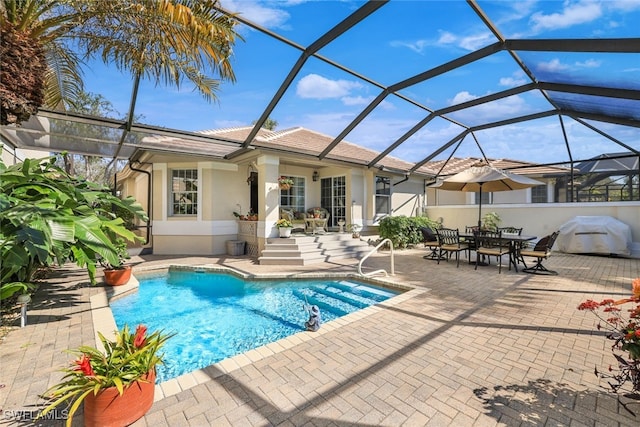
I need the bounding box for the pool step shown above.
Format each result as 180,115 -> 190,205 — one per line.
258,233 -> 373,265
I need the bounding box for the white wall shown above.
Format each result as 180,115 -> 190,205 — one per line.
425,202 -> 640,256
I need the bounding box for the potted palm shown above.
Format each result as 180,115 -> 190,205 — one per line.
39,324 -> 174,427
275,218 -> 293,238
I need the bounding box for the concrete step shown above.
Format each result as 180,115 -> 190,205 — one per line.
258,233 -> 373,266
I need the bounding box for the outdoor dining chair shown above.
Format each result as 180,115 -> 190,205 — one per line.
520,231 -> 560,275
474,230 -> 511,273
435,228 -> 468,267
497,227 -> 524,256
497,227 -> 523,235
420,227 -> 442,260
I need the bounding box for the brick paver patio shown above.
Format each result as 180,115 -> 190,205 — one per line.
1,249 -> 639,426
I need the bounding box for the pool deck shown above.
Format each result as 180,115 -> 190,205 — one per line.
1,249 -> 640,426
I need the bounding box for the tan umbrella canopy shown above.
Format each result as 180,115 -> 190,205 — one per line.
429,165 -> 544,228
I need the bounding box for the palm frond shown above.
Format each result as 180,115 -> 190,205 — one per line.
44,40 -> 84,110
78,0 -> 239,103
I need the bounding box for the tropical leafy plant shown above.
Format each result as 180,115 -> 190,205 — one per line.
39,324 -> 174,426
0,0 -> 240,125
0,155 -> 147,298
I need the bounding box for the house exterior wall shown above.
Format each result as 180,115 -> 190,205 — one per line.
390,178 -> 424,218
150,161 -> 241,255
119,156 -> 640,258
427,187 -> 467,205
137,157 -> 425,255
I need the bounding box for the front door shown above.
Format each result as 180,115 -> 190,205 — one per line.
249,172 -> 258,215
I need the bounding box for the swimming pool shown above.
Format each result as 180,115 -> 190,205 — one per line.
109,269 -> 400,382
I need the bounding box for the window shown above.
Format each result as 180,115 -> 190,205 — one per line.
531,184 -> 548,203
375,176 -> 391,215
171,169 -> 198,215
475,191 -> 491,205
280,176 -> 305,214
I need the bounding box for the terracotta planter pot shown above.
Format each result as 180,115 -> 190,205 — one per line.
84,370 -> 155,427
103,265 -> 132,286
279,183 -> 291,190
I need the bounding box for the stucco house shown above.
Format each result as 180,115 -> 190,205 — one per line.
115,126 -> 564,259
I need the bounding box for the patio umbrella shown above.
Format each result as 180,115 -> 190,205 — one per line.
428,165 -> 544,229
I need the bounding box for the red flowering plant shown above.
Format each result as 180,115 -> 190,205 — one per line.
39,324 -> 173,425
578,278 -> 640,396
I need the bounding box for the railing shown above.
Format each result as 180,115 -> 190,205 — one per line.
357,238 -> 394,277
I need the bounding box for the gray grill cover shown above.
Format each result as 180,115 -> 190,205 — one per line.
557,216 -> 631,256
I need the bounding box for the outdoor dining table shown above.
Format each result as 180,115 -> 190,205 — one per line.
460,233 -> 537,272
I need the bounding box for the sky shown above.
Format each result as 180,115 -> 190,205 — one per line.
82,0 -> 640,166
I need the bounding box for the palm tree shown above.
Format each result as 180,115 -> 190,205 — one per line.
0,0 -> 239,126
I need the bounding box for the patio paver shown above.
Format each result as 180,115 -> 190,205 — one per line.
1,249 -> 639,426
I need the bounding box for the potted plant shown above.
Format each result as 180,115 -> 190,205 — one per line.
275,218 -> 293,238
278,176 -> 294,190
481,211 -> 501,231
39,324 -> 174,427
99,238 -> 132,286
577,278 -> 640,396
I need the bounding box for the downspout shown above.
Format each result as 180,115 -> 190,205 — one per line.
128,161 -> 152,246
392,174 -> 410,186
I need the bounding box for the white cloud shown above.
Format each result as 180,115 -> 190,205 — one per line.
458,32 -> 495,51
437,31 -> 457,45
296,74 -> 363,99
499,71 -> 528,87
530,1 -> 602,31
537,58 -> 570,72
450,91 -> 477,104
575,59 -> 601,68
435,30 -> 494,51
389,39 -> 431,54
221,0 -> 291,29
393,29 -> 493,56
447,92 -> 529,123
606,0 -> 640,12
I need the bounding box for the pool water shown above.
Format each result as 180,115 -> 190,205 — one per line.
109,269 -> 400,382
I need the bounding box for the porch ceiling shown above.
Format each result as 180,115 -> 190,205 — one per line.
2,1 -> 639,178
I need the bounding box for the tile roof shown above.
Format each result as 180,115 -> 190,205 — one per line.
138,126 -> 568,177
429,157 -> 571,177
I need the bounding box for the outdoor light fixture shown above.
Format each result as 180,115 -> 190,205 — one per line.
312,171 -> 319,181
17,294 -> 31,327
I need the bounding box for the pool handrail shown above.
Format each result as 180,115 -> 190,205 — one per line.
357,238 -> 394,277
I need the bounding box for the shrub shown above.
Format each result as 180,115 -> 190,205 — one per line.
378,216 -> 440,249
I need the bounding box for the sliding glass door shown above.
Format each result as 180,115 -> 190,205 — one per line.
320,176 -> 346,228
